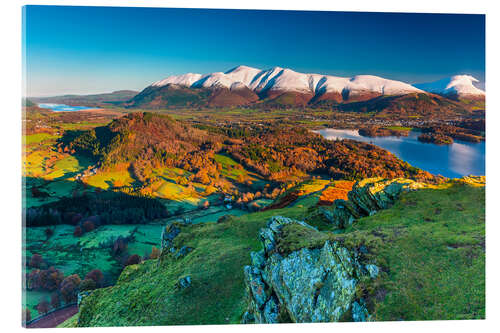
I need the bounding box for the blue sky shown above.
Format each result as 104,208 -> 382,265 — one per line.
24,6 -> 485,96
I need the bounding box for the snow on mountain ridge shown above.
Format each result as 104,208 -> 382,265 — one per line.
225,65 -> 263,87
346,75 -> 423,95
193,72 -> 235,89
414,75 -> 485,97
152,73 -> 203,87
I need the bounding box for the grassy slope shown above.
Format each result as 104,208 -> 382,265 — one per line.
85,168 -> 136,190
23,132 -> 93,208
57,313 -> 80,328
348,182 -> 485,321
74,179 -> 484,326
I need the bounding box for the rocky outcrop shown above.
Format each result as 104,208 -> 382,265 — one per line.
454,175 -> 485,186
321,178 -> 427,229
160,223 -> 180,251
160,223 -> 194,261
178,276 -> 192,289
243,216 -> 378,324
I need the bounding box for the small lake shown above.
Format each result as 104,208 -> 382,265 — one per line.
38,103 -> 97,112
315,128 -> 485,178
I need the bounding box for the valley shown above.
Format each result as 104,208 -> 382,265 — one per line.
22,68 -> 485,326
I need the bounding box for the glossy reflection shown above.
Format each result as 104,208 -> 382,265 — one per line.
38,103 -> 96,112
316,128 -> 485,178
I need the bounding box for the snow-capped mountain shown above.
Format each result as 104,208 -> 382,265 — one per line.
414,75 -> 485,99
151,65 -> 423,98
127,65 -> 485,109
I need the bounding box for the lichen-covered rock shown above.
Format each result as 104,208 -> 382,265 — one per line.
365,264 -> 379,279
175,246 -> 193,259
243,216 -> 377,324
244,266 -> 268,309
259,216 -> 318,253
262,295 -> 280,323
178,275 -> 192,289
352,300 -> 370,322
322,178 -> 427,228
250,250 -> 266,269
161,223 -> 181,251
320,199 -> 361,229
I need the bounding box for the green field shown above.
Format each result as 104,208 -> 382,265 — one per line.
384,126 -> 413,131
214,153 -> 265,188
23,223 -> 166,317
85,168 -> 136,190
25,133 -> 59,145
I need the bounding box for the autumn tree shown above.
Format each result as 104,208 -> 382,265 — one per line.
60,274 -> 81,303
237,174 -> 246,183
50,292 -> 61,309
73,226 -> 83,237
39,267 -> 64,291
112,236 -> 128,256
149,246 -> 160,259
112,179 -> 125,188
79,278 -> 97,291
28,254 -> 44,268
82,220 -> 95,232
125,254 -> 141,267
85,269 -> 104,287
36,299 -> 50,315
194,169 -> 210,184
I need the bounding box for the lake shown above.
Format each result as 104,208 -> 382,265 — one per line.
38,103 -> 97,112
315,128 -> 485,178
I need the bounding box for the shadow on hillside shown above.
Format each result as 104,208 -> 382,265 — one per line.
23,176 -> 169,227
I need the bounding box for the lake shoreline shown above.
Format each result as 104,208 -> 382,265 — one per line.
37,103 -> 105,113
315,128 -> 485,178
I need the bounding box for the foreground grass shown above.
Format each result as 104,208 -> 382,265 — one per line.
349,182 -> 485,321
57,313 -> 79,328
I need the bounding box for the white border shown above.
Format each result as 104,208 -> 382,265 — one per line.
1,1 -> 498,332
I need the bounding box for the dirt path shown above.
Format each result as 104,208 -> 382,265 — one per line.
27,305 -> 78,328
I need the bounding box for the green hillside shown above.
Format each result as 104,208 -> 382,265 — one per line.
69,177 -> 484,326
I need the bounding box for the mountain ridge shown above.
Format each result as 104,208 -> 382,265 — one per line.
128,66 -> 484,108
150,65 -> 424,98
30,90 -> 139,107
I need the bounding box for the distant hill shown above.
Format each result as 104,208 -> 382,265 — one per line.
22,98 -> 36,107
124,84 -> 260,109
65,112 -> 222,181
30,90 -> 139,107
328,93 -> 474,117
